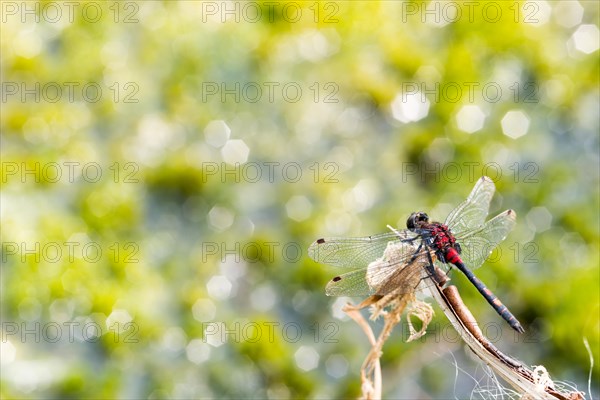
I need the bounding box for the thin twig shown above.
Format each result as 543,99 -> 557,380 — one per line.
343,303 -> 381,399
583,338 -> 594,400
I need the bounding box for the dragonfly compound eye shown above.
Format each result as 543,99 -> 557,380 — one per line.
406,212 -> 418,229
417,212 -> 429,223
406,212 -> 429,229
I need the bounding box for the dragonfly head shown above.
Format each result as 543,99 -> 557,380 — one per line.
406,212 -> 429,230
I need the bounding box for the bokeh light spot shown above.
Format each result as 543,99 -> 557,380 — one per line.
526,207 -> 553,233
526,1 -> 551,26
18,297 -> 42,321
206,275 -> 232,300
204,120 -> 231,148
186,339 -> 211,364
285,196 -> 312,222
501,110 -> 530,139
455,105 -> 486,133
250,284 -> 278,312
204,323 -> 227,347
106,309 -> 133,332
391,92 -> 430,123
342,179 -> 379,212
221,139 -> 250,164
553,1 -> 584,28
208,206 -> 234,231
13,28 -> 42,58
161,327 -> 187,353
1,341 -> 16,365
331,297 -> 351,320
571,24 -> 600,54
325,354 -> 349,378
294,346 -> 319,371
192,298 -> 217,322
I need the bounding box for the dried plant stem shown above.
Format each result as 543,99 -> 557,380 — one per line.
342,302 -> 381,400
428,278 -> 585,400
343,290 -> 434,400
343,274 -> 586,400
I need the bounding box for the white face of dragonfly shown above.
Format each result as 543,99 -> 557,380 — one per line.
365,240 -> 425,292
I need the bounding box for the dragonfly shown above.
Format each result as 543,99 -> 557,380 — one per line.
308,176 -> 524,333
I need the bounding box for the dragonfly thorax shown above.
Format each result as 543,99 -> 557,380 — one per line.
427,224 -> 459,252
406,212 -> 462,262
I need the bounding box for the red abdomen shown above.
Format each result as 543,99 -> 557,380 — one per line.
444,247 -> 462,265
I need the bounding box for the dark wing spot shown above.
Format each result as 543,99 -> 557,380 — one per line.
317,238 -> 326,244
507,209 -> 514,216
332,276 -> 342,282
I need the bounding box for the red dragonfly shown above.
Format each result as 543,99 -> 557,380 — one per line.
308,176 -> 524,333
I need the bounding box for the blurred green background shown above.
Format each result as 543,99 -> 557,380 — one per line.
1,1 -> 599,398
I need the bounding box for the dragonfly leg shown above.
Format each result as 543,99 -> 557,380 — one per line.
435,249 -> 446,264
407,242 -> 424,264
424,247 -> 448,287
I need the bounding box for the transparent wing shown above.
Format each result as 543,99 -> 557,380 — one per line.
324,240 -> 437,297
455,209 -> 517,270
445,176 -> 496,236
307,229 -> 418,269
325,268 -> 375,296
